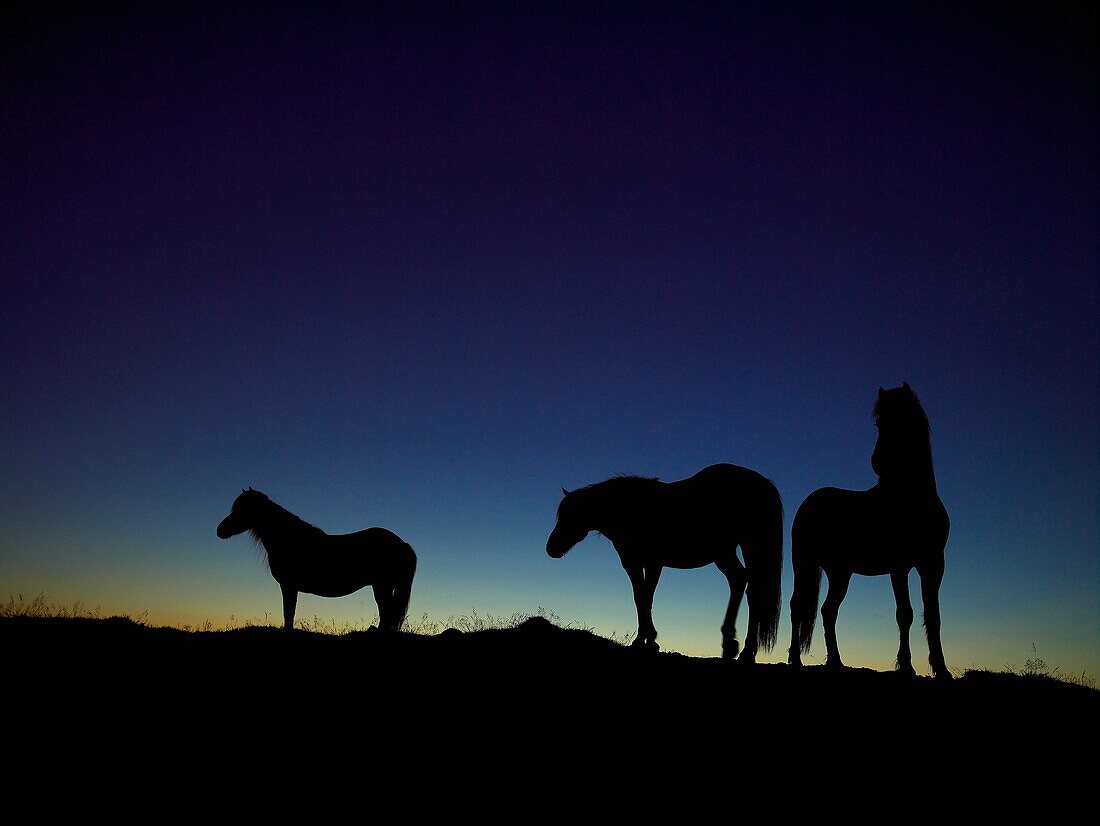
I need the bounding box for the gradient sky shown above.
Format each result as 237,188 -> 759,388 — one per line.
2,2 -> 1096,675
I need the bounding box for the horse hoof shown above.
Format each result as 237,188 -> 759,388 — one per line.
737,651 -> 756,666
933,668 -> 954,681
825,658 -> 846,670
722,640 -> 740,660
895,663 -> 916,677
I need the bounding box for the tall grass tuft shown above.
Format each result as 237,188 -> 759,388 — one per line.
999,643 -> 1096,690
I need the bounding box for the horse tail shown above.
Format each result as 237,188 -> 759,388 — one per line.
390,544 -> 417,631
746,479 -> 784,652
789,505 -> 822,656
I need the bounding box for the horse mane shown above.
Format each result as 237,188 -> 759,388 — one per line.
562,474 -> 660,519
572,474 -> 660,498
873,383 -> 931,439
588,473 -> 659,488
240,490 -> 326,560
872,384 -> 936,485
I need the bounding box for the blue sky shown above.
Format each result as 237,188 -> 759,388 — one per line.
1,2 -> 1095,675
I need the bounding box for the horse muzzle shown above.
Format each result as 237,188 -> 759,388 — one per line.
546,537 -> 571,558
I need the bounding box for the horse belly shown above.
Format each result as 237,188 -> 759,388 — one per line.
300,581 -> 371,599
663,552 -> 718,570
291,561 -> 376,598
271,570 -> 362,598
847,558 -> 897,577
634,531 -> 721,569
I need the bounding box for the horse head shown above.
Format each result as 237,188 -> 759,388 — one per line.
872,383 -> 933,483
216,487 -> 268,539
546,487 -> 592,558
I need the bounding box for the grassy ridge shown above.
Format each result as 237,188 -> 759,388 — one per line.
6,610 -> 1095,710
4,609 -> 1095,799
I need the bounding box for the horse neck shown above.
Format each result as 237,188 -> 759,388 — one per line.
583,479 -> 656,537
249,501 -> 324,558
879,445 -> 939,494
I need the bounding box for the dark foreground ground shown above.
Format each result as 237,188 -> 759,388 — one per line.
4,614 -> 1094,801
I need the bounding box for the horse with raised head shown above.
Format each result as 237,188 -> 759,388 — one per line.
217,488 -> 417,632
547,464 -> 783,663
787,383 -> 952,678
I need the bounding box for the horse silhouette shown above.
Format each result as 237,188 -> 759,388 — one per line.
216,488 -> 417,632
788,383 -> 952,678
547,464 -> 783,662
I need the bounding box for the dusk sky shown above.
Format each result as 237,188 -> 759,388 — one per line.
2,2 -> 1096,675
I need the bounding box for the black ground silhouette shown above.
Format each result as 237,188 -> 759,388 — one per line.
5,611 -> 1093,810
5,614 -> 1093,807
7,613 -> 1094,751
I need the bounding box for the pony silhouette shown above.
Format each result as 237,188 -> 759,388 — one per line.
788,383 -> 952,678
547,464 -> 783,662
217,488 -> 417,632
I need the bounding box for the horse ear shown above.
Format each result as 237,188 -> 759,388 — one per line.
903,381 -> 912,392
878,386 -> 885,397
247,486 -> 253,492
561,487 -> 571,497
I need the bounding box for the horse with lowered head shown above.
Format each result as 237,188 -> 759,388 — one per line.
217,488 -> 417,632
547,464 -> 783,663
788,383 -> 952,678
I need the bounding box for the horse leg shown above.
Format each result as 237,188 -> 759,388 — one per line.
787,616 -> 803,667
740,588 -> 761,666
625,563 -> 661,649
739,543 -> 765,664
625,564 -> 647,647
640,566 -> 662,648
280,583 -> 297,632
787,538 -> 822,668
715,558 -> 746,660
891,570 -> 915,675
373,583 -> 391,631
918,559 -> 952,679
821,570 -> 851,668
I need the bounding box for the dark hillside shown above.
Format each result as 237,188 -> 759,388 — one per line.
4,614 -> 1093,792
7,613 -> 1093,715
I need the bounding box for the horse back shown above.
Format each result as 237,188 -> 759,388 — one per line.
624,463 -> 780,562
283,526 -> 416,597
673,464 -> 781,522
338,527 -> 417,569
